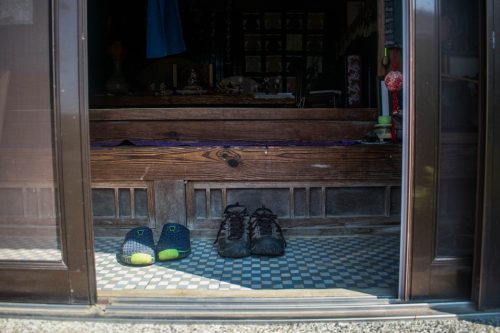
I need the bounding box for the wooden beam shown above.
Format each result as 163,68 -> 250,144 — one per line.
90,145 -> 402,182
89,120 -> 376,142
89,107 -> 378,121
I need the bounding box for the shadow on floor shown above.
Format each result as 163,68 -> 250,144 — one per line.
94,236 -> 400,295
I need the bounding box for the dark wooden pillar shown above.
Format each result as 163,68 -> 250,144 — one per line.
476,0 -> 500,310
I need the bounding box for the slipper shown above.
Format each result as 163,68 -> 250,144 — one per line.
156,223 -> 191,261
119,226 -> 155,265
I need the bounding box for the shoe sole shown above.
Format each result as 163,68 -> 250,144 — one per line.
121,253 -> 155,265
251,237 -> 285,257
157,248 -> 191,261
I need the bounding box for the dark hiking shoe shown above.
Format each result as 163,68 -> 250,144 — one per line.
120,226 -> 155,265
214,203 -> 251,258
249,206 -> 286,256
156,223 -> 191,261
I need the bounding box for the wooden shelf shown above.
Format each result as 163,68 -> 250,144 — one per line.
89,107 -> 378,121
90,95 -> 297,108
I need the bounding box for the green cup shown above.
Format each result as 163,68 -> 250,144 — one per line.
378,115 -> 392,124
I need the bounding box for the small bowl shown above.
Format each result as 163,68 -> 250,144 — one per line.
374,124 -> 392,142
378,115 -> 392,125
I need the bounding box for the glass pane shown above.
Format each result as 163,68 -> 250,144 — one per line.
195,189 -> 206,218
293,188 -> 306,217
309,188 -> 322,217
437,0 -> 479,257
118,189 -> 131,217
210,189 -> 222,219
0,1 -> 62,261
92,189 -> 116,217
226,188 -> 290,218
325,187 -> 385,217
134,189 -> 148,217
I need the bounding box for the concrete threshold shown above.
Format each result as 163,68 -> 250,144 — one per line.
98,287 -> 395,299
0,298 -> 499,323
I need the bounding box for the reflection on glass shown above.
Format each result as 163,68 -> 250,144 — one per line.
436,0 -> 479,257
0,0 -> 62,261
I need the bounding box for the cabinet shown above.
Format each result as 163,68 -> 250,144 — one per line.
241,11 -> 326,94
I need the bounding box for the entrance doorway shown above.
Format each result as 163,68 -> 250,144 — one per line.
87,0 -> 403,298
0,0 -> 493,307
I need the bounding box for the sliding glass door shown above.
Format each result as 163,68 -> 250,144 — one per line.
0,0 -> 94,303
409,0 -> 483,299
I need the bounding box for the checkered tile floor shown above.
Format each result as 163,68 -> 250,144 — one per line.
0,236 -> 62,261
95,236 -> 400,293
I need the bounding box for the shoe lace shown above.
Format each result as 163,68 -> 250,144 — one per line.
214,206 -> 247,244
250,207 -> 287,247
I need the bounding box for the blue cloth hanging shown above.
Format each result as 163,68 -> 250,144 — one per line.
146,0 -> 186,59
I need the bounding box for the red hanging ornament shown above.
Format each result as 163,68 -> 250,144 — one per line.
384,49 -> 403,115
384,49 -> 403,142
384,70 -> 403,92
385,70 -> 402,117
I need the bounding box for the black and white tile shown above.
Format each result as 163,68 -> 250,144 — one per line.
95,235 -> 400,293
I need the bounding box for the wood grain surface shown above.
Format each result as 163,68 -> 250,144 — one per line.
91,145 -> 402,182
90,120 -> 376,142
90,95 -> 297,108
89,107 -> 378,121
